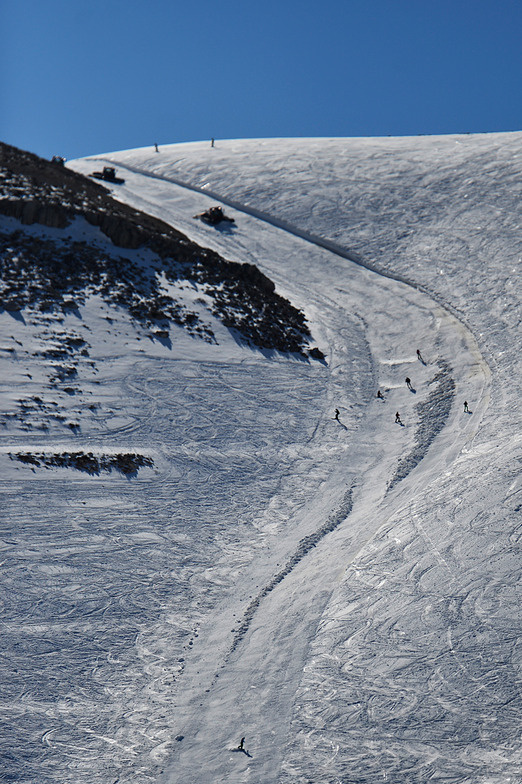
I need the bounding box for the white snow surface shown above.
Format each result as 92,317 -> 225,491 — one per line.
1,133 -> 520,784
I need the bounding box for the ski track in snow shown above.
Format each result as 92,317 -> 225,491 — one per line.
90,158 -> 486,678
70,152 -> 495,784
2,136 -> 519,784
228,487 -> 355,657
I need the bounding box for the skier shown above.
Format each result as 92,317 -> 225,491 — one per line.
405,377 -> 412,390
334,408 -> 340,421
154,143 -> 159,153
395,411 -> 402,424
416,349 -> 424,362
238,737 -> 245,750
377,390 -> 384,399
464,400 -> 469,413
211,137 -> 215,147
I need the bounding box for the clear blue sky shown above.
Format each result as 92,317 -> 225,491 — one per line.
2,0 -> 521,160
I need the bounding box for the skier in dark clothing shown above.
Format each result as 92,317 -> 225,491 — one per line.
395,411 -> 402,424
405,377 -> 412,390
334,408 -> 340,421
416,349 -> 425,363
377,390 -> 384,399
464,400 -> 469,413
238,737 -> 245,750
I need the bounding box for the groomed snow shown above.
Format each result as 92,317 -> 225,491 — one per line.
1,133 -> 519,784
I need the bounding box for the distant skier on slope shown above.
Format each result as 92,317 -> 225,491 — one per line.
334,408 -> 340,421
377,390 -> 384,400
405,377 -> 412,390
395,411 -> 402,424
464,400 -> 469,413
238,737 -> 245,750
416,349 -> 426,364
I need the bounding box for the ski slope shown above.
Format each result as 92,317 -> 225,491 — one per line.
1,133 -> 519,784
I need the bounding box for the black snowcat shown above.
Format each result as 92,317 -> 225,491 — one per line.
194,206 -> 235,226
90,166 -> 125,184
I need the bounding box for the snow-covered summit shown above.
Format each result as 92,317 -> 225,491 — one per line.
1,133 -> 520,784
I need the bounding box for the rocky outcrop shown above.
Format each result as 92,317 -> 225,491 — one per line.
9,451 -> 154,476
0,141 -> 313,355
0,198 -> 70,228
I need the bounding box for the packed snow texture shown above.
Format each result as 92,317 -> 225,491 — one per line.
1,133 -> 520,784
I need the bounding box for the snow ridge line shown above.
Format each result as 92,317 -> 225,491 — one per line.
227,487 -> 353,657
91,155 -> 492,374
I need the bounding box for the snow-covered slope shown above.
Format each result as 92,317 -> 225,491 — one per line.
1,133 -> 520,784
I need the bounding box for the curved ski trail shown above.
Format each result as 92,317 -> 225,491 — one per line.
72,157 -> 490,784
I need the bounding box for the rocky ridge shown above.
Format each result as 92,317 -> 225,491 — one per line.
0,141 -> 313,354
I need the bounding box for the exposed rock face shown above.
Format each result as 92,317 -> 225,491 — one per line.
0,141 -> 313,355
83,210 -> 146,249
0,198 -> 70,228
